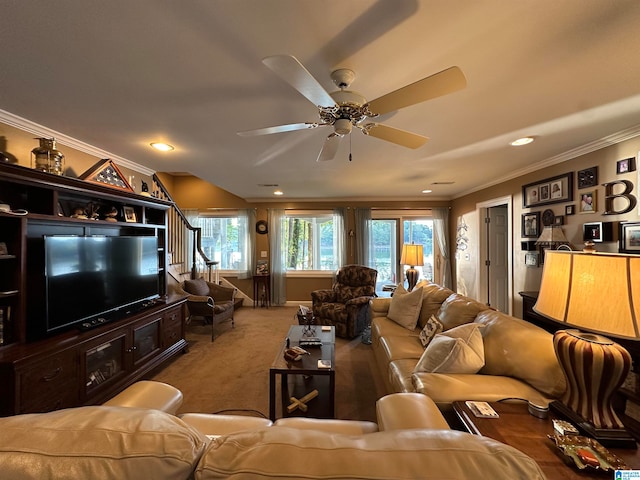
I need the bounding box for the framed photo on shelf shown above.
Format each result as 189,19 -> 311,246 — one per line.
123,206 -> 137,223
579,191 -> 596,213
617,157 -> 635,174
522,173 -> 573,208
521,212 -> 540,238
619,222 -> 640,253
525,252 -> 539,267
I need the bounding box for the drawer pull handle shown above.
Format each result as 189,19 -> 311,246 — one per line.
42,368 -> 62,382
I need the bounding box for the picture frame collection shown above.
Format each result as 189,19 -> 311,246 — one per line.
520,151 -> 640,264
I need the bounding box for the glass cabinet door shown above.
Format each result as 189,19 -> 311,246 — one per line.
85,335 -> 126,393
132,318 -> 160,366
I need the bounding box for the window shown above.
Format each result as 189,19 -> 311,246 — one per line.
190,213 -> 248,272
281,211 -> 340,271
370,210 -> 433,290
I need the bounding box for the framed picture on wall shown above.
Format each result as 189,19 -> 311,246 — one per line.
620,222 -> 640,253
579,191 -> 596,213
521,212 -> 540,238
525,252 -> 539,267
522,173 -> 573,208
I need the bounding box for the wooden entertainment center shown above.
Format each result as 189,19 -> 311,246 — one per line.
0,162 -> 187,416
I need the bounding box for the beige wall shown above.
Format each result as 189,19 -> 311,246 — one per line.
451,136 -> 640,317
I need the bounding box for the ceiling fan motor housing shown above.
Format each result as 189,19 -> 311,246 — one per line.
334,118 -> 352,135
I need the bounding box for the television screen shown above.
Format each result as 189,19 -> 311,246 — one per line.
43,235 -> 159,333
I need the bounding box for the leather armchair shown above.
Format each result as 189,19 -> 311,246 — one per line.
175,278 -> 236,341
311,265 -> 377,338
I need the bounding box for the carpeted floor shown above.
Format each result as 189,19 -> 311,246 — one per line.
149,306 -> 387,422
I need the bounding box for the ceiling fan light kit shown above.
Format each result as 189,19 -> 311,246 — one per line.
238,55 -> 466,162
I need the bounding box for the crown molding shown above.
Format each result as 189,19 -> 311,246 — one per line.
455,124 -> 640,199
0,109 -> 156,176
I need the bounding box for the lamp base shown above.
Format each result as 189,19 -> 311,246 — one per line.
550,400 -> 637,449
405,267 -> 418,291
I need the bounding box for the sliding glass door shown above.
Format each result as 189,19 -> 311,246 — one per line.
370,211 -> 433,291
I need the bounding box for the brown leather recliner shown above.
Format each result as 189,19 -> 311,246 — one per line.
311,265 -> 377,338
175,278 -> 235,341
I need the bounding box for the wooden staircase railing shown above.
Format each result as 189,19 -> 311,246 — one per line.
151,174 -> 219,282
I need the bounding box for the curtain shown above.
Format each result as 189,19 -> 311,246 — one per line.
333,207 -> 347,267
432,207 -> 452,289
268,208 -> 286,305
354,207 -> 372,266
237,208 -> 255,280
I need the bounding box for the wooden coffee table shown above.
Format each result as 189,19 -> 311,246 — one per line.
453,401 -> 640,479
269,325 -> 335,421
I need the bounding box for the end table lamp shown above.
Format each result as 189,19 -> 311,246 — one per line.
533,250 -> 639,447
400,243 -> 423,291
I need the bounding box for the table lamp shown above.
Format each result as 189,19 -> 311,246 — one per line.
533,250 -> 639,447
535,225 -> 570,250
400,243 -> 423,291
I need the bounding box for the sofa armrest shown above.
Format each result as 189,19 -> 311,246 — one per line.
376,393 -> 450,431
370,297 -> 392,318
103,380 -> 184,414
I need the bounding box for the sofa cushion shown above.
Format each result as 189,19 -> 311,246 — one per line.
437,293 -> 489,331
184,278 -> 210,296
417,283 -> 455,328
195,427 -> 546,480
387,285 -> 423,330
419,315 -> 443,347
0,406 -> 208,480
379,335 -> 425,363
414,323 -> 485,374
475,309 -> 566,398
412,372 -> 556,408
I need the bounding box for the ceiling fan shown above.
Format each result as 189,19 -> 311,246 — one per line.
237,55 -> 467,162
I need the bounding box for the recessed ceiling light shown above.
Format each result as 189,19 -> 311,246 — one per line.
273,190 -> 284,196
422,189 -> 432,194
510,137 -> 535,146
150,142 -> 174,151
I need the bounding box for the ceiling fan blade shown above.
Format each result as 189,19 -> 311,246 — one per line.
367,66 -> 467,115
363,123 -> 428,149
317,133 -> 342,162
262,55 -> 337,108
237,122 -> 322,136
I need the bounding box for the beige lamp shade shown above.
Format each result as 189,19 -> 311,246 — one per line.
400,244 -> 424,267
533,250 -> 640,340
535,225 -> 569,247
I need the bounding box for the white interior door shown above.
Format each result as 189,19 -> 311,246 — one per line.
487,205 -> 509,312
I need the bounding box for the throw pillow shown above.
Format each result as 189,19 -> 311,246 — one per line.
413,323 -> 485,374
419,315 -> 443,348
436,293 -> 489,331
387,285 -> 424,330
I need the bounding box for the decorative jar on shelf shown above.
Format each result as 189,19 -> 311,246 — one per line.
31,137 -> 65,175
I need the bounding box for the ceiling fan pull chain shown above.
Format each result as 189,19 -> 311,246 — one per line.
349,134 -> 352,162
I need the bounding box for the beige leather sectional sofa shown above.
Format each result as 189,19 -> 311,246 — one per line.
371,282 -> 567,411
0,381 -> 547,479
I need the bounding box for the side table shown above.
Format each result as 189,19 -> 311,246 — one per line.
453,401 -> 640,479
253,274 -> 270,308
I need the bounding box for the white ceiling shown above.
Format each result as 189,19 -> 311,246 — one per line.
2,1 -> 640,201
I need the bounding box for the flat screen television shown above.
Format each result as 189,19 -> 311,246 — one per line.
41,235 -> 160,335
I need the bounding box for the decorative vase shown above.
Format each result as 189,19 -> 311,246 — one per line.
31,137 -> 65,175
